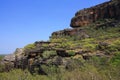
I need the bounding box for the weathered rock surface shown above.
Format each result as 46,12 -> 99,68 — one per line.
2,48 -> 23,62
70,0 -> 120,28
1,48 -> 24,71
51,28 -> 89,39
2,54 -> 15,62
14,48 -> 24,60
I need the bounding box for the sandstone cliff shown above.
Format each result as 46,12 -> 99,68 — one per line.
70,0 -> 120,28
1,0 -> 120,75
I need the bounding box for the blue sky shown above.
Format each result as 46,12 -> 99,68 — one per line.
0,0 -> 109,54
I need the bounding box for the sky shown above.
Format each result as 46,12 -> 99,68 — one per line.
0,0 -> 109,54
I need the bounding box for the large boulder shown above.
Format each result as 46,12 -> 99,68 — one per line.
1,48 -> 24,71
14,48 -> 24,60
2,54 -> 15,62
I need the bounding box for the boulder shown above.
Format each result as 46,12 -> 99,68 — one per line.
14,48 -> 24,60
3,54 -> 15,62
1,48 -> 24,71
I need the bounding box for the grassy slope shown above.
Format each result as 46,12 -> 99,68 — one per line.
50,25 -> 120,53
0,24 -> 120,80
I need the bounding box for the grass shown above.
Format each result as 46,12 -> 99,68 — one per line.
0,69 -> 50,80
1,22 -> 120,79
0,55 -> 5,61
0,58 -> 120,80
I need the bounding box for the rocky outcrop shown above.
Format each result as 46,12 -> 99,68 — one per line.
2,48 -> 24,63
35,41 -> 51,48
51,28 -> 89,39
14,48 -> 24,60
70,0 -> 120,28
1,0 -> 120,75
2,54 -> 15,62
1,48 -> 24,71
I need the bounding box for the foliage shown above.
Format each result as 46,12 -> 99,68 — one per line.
110,52 -> 120,66
108,40 -> 120,52
1,19 -> 120,80
0,69 -> 49,80
67,50 -> 76,56
42,51 -> 57,59
0,55 -> 4,61
1,58 -> 120,80
24,43 -> 35,50
81,38 -> 97,51
42,44 -> 49,48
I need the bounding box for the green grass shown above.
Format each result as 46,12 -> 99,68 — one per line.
1,22 -> 120,80
50,25 -> 120,50
0,58 -> 120,80
0,55 -> 5,61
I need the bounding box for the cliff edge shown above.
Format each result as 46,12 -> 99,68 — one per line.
70,0 -> 120,28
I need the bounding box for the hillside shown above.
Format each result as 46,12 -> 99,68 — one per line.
0,0 -> 120,80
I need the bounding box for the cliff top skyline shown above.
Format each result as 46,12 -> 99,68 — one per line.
0,0 -> 109,54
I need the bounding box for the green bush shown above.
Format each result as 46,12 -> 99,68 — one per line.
110,40 -> 120,50
105,40 -> 120,54
24,43 -> 35,50
42,51 -> 57,59
110,52 -> 120,66
67,51 -> 76,56
0,55 -> 4,61
83,43 -> 97,51
0,69 -> 50,80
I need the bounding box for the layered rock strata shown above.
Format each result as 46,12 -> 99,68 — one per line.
70,0 -> 120,28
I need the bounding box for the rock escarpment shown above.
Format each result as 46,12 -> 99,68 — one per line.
1,0 -> 120,75
70,0 -> 120,28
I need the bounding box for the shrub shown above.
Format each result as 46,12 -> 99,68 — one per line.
42,51 -> 57,59
106,40 -> 120,54
24,43 -> 35,50
0,55 -> 4,61
83,43 -> 97,51
67,50 -> 76,56
110,40 -> 120,50
110,52 -> 120,66
0,69 -> 50,80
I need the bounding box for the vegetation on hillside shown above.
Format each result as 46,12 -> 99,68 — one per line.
0,55 -> 4,61
0,56 -> 120,80
0,20 -> 120,80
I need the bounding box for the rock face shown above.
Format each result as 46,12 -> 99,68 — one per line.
1,0 -> 120,74
14,48 -> 24,60
1,48 -> 24,71
2,54 -> 15,62
2,48 -> 24,63
70,0 -> 120,28
51,28 -> 89,39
